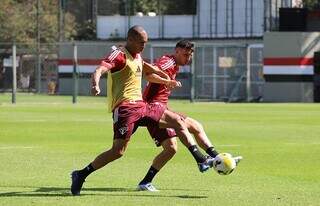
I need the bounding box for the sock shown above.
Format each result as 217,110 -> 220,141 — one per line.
188,145 -> 207,163
139,166 -> 159,185
206,147 -> 219,158
78,163 -> 95,179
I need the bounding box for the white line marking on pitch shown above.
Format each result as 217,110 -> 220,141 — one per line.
0,146 -> 36,150
8,120 -> 47,122
285,142 -> 320,145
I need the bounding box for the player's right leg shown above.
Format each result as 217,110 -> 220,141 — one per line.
91,138 -> 130,169
184,117 -> 219,158
151,137 -> 178,170
138,137 -> 178,192
158,110 -> 214,172
184,117 -> 243,166
71,138 -> 130,195
158,110 -> 196,147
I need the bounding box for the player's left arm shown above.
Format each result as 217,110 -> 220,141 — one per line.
143,62 -> 181,89
143,61 -> 170,79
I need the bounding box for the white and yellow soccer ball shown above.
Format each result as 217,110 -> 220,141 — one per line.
213,153 -> 236,175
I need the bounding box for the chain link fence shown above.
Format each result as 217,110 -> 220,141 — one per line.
148,43 -> 264,102
0,42 -> 263,102
0,43 -> 58,94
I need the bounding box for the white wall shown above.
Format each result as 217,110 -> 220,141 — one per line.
97,0 -> 265,39
130,16 -> 161,38
233,0 -> 247,37
163,15 -> 194,38
97,15 -> 194,39
252,0 -> 264,36
97,16 -> 126,39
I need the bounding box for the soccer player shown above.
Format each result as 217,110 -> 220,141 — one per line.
137,40 -> 242,191
70,26 -> 214,196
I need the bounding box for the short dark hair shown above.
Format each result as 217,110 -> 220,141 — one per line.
175,40 -> 194,51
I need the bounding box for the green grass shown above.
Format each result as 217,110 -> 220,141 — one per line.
1,93 -> 320,206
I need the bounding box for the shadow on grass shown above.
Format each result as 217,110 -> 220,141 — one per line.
36,187 -> 136,193
0,187 -> 208,199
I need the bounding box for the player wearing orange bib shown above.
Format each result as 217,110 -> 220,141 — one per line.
70,26 -> 215,196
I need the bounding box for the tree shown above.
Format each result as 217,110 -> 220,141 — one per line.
64,0 -> 97,40
131,0 -> 164,14
303,0 -> 320,9
0,0 -> 77,44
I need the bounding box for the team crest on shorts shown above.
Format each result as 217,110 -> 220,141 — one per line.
152,137 -> 159,146
119,126 -> 128,135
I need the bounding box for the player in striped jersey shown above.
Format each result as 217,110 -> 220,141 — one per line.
137,40 -> 242,192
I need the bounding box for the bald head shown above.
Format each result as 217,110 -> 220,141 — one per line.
126,25 -> 148,54
127,25 -> 146,39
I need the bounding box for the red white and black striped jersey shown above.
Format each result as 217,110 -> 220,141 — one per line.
143,55 -> 179,104
100,47 -> 141,73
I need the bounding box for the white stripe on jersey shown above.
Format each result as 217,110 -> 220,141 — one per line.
108,50 -> 121,61
160,58 -> 175,70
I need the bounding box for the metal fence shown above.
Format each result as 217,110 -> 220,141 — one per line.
149,43 -> 264,102
0,42 -> 263,103
195,44 -> 264,102
0,43 -> 58,95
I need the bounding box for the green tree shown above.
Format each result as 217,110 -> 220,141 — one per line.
0,0 -> 76,44
64,0 -> 97,40
132,0 -> 163,14
303,0 -> 320,9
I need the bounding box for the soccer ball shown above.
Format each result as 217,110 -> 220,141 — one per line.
213,153 -> 236,175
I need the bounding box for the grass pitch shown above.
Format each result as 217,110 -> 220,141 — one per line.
0,93 -> 320,206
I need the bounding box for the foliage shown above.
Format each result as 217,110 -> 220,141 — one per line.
64,0 -> 96,40
72,20 -> 97,41
131,0 -> 164,14
303,0 -> 320,9
0,0 -> 77,44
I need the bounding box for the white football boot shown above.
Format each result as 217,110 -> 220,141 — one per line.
137,183 -> 159,192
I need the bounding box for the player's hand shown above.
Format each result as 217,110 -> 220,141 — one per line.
175,81 -> 182,87
91,85 -> 101,96
166,80 -> 182,90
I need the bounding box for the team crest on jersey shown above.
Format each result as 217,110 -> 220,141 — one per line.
119,126 -> 128,135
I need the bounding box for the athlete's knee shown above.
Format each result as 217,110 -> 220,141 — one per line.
111,139 -> 129,158
189,123 -> 202,134
112,147 -> 125,159
167,142 -> 178,156
172,115 -> 187,131
186,118 -> 203,134
163,138 -> 178,156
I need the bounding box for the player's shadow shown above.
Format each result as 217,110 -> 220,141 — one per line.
0,187 -> 208,199
37,186 -> 136,193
